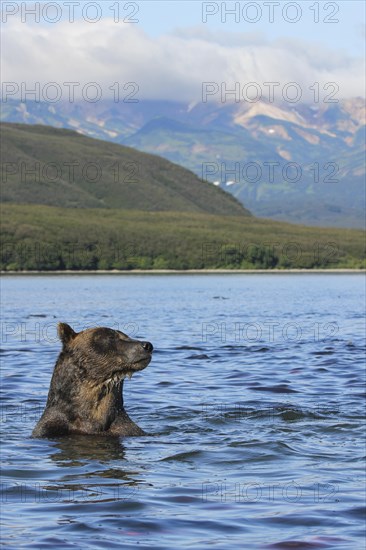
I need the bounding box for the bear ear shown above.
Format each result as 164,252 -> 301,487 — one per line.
57,322 -> 77,346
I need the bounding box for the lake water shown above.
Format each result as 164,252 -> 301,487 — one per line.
1,274 -> 365,549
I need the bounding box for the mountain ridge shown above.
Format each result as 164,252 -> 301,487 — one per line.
0,122 -> 250,217
1,122 -> 364,272
1,98 -> 365,228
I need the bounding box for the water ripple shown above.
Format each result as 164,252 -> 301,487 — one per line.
1,274 -> 365,549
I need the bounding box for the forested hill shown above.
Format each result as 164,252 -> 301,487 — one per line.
0,122 -> 250,217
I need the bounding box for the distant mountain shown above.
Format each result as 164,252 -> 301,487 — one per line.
1,126 -> 364,272
0,122 -> 249,217
1,98 -> 365,227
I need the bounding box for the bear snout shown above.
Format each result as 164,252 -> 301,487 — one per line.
141,341 -> 153,353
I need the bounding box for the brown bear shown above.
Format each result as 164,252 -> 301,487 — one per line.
32,323 -> 153,438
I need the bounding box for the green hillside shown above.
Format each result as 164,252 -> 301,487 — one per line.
2,99 -> 365,228
1,122 -> 364,271
1,204 -> 365,270
124,116 -> 366,229
0,123 -> 249,216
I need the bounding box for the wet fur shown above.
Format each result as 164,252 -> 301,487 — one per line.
32,323 -> 153,438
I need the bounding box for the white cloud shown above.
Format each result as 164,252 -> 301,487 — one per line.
1,19 -> 365,103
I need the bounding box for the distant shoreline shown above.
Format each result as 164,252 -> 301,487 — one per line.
1,269 -> 365,275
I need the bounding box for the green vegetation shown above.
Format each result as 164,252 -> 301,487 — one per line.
1,122 -> 364,272
2,100 -> 365,228
125,115 -> 366,229
0,122 -> 248,216
2,204 -> 365,271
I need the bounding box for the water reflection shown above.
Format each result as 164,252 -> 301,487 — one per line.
50,434 -> 127,466
43,436 -> 145,504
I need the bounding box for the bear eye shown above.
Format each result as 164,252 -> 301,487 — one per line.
92,330 -> 116,351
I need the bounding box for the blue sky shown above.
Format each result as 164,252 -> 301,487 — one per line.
140,1 -> 364,54
16,0 -> 365,57
3,1 -> 365,102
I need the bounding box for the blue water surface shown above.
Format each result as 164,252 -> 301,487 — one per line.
0,274 -> 365,549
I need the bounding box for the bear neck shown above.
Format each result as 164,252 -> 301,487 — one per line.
94,378 -> 125,412
72,379 -> 125,432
